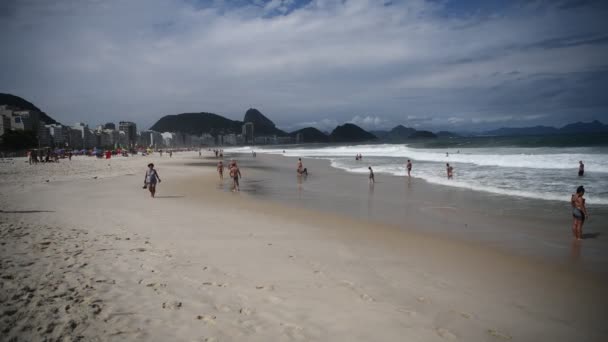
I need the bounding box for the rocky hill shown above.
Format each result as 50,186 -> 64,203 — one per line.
289,127 -> 329,143
0,93 -> 59,125
243,108 -> 287,136
150,112 -> 242,136
329,123 -> 377,142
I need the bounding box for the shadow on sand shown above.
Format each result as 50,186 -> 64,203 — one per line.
582,232 -> 601,239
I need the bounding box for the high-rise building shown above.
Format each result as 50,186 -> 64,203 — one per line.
0,115 -> 11,136
67,127 -> 83,149
38,125 -> 52,147
242,122 -> 254,144
47,124 -> 66,146
104,122 -> 116,130
119,121 -> 137,147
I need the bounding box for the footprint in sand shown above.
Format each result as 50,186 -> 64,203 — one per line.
282,323 -> 305,340
435,327 -> 457,340
339,280 -> 375,302
203,281 -> 228,288
396,307 -> 419,317
239,307 -> 255,316
162,301 -> 182,310
417,296 -> 431,304
196,315 -> 217,325
487,329 -> 512,340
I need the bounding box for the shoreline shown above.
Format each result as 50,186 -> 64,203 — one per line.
211,151 -> 608,275
1,151 -> 607,341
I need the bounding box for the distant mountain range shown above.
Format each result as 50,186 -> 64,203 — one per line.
3,93 -> 605,142
151,109 -> 381,143
0,93 -> 59,125
483,120 -> 608,136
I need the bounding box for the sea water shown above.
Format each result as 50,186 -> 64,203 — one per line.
227,137 -> 608,205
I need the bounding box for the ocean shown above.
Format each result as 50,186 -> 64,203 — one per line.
227,135 -> 608,205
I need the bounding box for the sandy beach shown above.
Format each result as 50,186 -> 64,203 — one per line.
1,152 -> 607,342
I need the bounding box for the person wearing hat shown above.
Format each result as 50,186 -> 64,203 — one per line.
571,185 -> 588,240
144,163 -> 161,198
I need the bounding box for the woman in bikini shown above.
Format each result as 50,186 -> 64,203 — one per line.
571,185 -> 588,240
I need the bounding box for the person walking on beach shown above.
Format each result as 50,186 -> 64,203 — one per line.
144,163 -> 161,198
169,150 -> 173,158
368,166 -> 375,184
406,160 -> 412,177
230,162 -> 241,192
446,163 -> 453,179
578,161 -> 585,177
571,186 -> 588,240
217,160 -> 224,180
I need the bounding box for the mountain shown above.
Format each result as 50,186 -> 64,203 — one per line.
409,130 -> 437,138
0,93 -> 59,125
243,108 -> 287,136
436,131 -> 460,138
289,127 -> 329,143
559,120 -> 608,134
386,125 -> 417,140
329,123 -> 377,142
484,125 -> 559,136
482,121 -> 608,136
150,112 -> 242,136
369,130 -> 389,139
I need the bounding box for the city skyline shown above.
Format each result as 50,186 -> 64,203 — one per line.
1,0 -> 607,132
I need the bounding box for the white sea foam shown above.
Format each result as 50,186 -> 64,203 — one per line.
226,144 -> 608,204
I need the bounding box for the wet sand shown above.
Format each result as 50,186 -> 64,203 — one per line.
215,152 -> 608,274
1,152 -> 607,341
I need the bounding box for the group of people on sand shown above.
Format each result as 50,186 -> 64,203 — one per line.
142,152 -> 592,241
216,159 -> 241,192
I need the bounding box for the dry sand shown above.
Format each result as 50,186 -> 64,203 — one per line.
0,152 -> 606,342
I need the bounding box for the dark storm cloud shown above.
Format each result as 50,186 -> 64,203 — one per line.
0,0 -> 607,132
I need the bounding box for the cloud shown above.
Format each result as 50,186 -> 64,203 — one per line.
0,0 -> 607,132
348,115 -> 393,131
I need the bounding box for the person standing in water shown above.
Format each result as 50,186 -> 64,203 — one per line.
217,160 -> 224,180
578,161 -> 585,177
368,166 -> 375,184
144,163 -> 161,198
406,160 -> 412,177
446,163 -> 453,179
571,185 -> 588,240
230,162 -> 241,192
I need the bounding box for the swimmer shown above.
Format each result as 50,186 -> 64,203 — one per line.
571,186 -> 588,240
406,159 -> 412,177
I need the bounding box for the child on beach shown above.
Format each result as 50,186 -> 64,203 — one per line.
571,185 -> 588,240
144,163 -> 161,198
446,163 -> 454,179
217,161 -> 224,180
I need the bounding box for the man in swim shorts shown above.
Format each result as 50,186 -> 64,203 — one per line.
407,160 -> 412,177
230,162 -> 241,192
578,161 -> 584,177
368,166 -> 375,184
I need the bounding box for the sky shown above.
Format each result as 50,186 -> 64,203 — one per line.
1,0 -> 607,132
